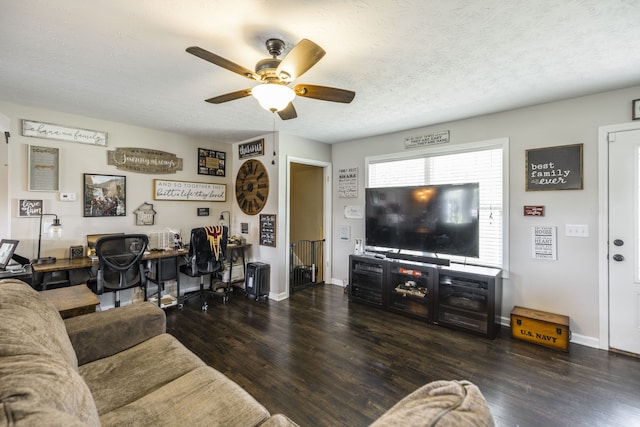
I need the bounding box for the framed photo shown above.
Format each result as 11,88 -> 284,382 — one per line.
197,208 -> 210,216
83,173 -> 126,217
0,239 -> 19,269
198,148 -> 226,176
633,99 -> 640,121
526,144 -> 583,191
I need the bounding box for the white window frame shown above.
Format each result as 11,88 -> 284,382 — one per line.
365,137 -> 509,273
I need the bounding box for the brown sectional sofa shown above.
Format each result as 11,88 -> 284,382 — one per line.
0,279 -> 494,426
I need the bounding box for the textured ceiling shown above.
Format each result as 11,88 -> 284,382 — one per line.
1,0 -> 640,144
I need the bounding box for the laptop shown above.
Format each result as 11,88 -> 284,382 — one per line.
0,239 -> 19,271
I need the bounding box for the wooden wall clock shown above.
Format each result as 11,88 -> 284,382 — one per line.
235,159 -> 269,215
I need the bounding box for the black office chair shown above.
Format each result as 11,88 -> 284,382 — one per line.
94,234 -> 149,307
180,226 -> 228,311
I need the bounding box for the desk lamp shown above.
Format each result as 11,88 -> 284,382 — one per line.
33,213 -> 63,264
219,210 -> 230,230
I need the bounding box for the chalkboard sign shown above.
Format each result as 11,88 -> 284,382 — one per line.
18,199 -> 43,217
260,214 -> 276,247
526,144 -> 583,191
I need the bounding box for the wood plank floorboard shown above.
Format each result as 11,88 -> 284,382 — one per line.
165,284 -> 640,426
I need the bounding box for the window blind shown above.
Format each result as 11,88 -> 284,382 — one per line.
368,147 -> 503,268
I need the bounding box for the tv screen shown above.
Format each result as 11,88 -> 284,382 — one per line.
365,183 -> 479,257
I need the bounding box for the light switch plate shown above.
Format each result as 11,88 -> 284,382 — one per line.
565,224 -> 589,237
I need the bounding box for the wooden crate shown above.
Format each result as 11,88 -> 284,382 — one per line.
510,306 -> 570,352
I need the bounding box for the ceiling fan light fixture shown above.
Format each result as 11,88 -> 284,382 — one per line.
252,83 -> 295,112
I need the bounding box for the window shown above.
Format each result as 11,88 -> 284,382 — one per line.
367,139 -> 508,268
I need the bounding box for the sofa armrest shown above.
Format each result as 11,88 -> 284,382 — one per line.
369,380 -> 494,427
64,302 -> 166,365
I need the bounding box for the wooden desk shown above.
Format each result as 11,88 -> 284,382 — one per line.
41,284 -> 100,319
31,249 -> 189,274
32,245 -> 250,305
32,249 -> 189,308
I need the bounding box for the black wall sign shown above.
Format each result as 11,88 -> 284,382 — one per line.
239,139 -> 265,159
526,144 -> 583,191
259,214 -> 276,247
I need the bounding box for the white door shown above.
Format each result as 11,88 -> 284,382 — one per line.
609,128 -> 640,354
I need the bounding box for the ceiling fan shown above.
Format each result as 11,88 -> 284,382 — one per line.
186,38 -> 355,120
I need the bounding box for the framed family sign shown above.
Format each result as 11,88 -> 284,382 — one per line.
526,144 -> 583,191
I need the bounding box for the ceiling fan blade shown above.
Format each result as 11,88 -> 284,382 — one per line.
205,89 -> 252,104
277,103 -> 297,120
293,84 -> 355,103
276,39 -> 326,82
186,46 -> 260,81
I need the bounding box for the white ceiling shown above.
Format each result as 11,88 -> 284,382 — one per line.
1,0 -> 640,144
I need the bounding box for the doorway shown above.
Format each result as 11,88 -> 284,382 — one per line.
599,122 -> 640,355
287,159 -> 330,293
290,163 -> 324,243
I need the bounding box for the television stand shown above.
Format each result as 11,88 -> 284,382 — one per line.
348,254 -> 502,338
385,252 -> 450,266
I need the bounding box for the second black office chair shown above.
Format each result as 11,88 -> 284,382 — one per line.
180,226 -> 228,311
94,234 -> 149,307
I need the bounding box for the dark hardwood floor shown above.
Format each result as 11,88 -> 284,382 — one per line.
165,284 -> 640,426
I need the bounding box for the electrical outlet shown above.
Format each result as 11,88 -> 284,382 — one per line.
60,192 -> 76,201
565,224 -> 589,237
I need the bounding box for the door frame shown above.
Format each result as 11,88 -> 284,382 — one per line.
285,155 -> 332,294
597,121 -> 640,350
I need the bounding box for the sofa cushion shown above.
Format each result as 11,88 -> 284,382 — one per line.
65,301 -> 167,365
0,354 -> 100,426
369,380 -> 494,427
79,333 -> 208,415
99,366 -> 271,427
0,279 -> 78,369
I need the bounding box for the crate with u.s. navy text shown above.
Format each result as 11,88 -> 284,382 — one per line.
510,306 -> 570,352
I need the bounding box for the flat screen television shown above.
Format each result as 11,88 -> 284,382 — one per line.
365,183 -> 480,258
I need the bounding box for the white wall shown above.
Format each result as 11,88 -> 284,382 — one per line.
0,100 -> 332,303
0,101 -> 232,300
231,131 -> 331,300
0,113 -> 9,238
331,85 -> 640,347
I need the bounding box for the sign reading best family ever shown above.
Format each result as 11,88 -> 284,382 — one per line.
22,120 -> 107,146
